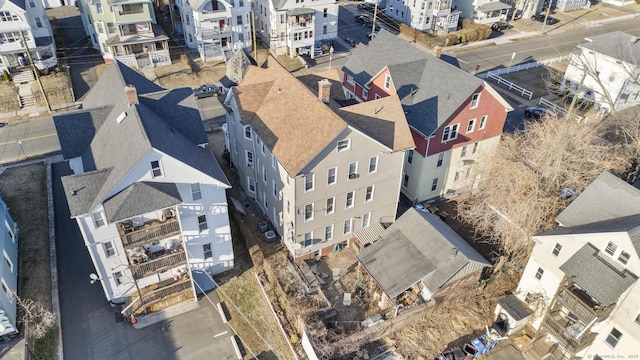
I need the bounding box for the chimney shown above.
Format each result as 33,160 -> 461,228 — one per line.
434,45 -> 442,58
125,84 -> 138,106
318,79 -> 331,104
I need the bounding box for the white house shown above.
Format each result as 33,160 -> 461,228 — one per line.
0,194 -> 19,337
496,172 -> 640,359
253,0 -> 338,57
561,31 -> 640,112
385,0 -> 459,32
0,0 -> 57,74
172,0 -> 252,62
53,61 -> 233,317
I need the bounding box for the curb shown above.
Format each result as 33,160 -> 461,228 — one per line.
46,159 -> 64,360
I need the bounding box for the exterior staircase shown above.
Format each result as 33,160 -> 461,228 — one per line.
12,69 -> 34,85
12,70 -> 36,108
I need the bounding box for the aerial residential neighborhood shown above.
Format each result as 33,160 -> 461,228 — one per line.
0,0 -> 640,358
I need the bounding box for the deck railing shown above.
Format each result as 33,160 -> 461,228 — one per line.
121,279 -> 192,317
121,219 -> 181,248
131,251 -> 187,279
556,288 -> 598,324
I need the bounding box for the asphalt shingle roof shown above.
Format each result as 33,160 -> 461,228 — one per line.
8,0 -> 26,10
560,243 -> 637,306
498,294 -> 533,321
61,169 -> 111,217
342,30 -> 486,136
53,106 -> 112,159
356,208 -> 490,298
581,31 -> 640,65
103,182 -> 182,223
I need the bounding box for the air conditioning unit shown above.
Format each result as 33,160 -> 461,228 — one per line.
349,173 -> 359,179
258,221 -> 269,233
264,230 -> 278,243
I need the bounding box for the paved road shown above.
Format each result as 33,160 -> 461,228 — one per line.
0,117 -> 60,164
53,162 -> 238,360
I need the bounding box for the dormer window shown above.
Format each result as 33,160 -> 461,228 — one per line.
384,74 -> 392,90
151,160 -> 162,177
605,241 -> 617,256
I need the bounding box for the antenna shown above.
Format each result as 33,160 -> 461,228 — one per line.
374,106 -> 384,115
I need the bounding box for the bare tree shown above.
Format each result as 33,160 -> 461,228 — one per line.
600,104 -> 640,182
15,295 -> 56,339
456,116 -> 629,273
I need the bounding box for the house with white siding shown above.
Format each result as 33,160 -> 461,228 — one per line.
0,194 -> 19,337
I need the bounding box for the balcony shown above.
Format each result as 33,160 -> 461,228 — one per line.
541,312 -> 597,354
432,1 -> 451,17
119,217 -> 181,248
121,277 -> 194,317
199,27 -> 232,40
555,286 -> 601,324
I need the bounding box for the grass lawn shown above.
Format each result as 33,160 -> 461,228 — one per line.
0,81 -> 20,113
0,163 -> 56,359
276,55 -> 305,73
34,72 -> 74,106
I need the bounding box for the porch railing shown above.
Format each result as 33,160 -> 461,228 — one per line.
541,314 -> 596,354
121,279 -> 192,317
555,288 -> 598,324
131,251 -> 187,279
121,219 -> 181,248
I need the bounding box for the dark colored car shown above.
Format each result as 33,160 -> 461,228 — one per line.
343,35 -> 356,47
355,14 -> 371,24
531,14 -> 559,24
491,21 -> 511,31
358,3 -> 375,11
193,84 -> 219,99
524,106 -> 550,119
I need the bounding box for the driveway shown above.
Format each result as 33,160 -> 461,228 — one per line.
53,161 -> 239,360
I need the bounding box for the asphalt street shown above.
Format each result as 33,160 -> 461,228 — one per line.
54,157 -> 238,360
0,116 -> 60,164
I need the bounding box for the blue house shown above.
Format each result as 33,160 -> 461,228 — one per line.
0,194 -> 19,336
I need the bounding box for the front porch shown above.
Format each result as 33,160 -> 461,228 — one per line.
106,25 -> 171,69
474,2 -> 511,24
120,275 -> 195,317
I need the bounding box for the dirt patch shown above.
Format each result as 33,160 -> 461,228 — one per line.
0,82 -> 19,113
33,71 -> 74,106
155,60 -> 227,89
0,163 -> 51,308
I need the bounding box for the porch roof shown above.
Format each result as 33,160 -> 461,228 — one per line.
477,2 -> 511,12
286,8 -> 316,16
106,25 -> 169,46
103,181 -> 182,223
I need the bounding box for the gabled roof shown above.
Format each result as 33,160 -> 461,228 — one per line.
337,95 -> 415,152
103,182 -> 182,223
56,61 -> 229,218
556,171 -> 640,227
232,59 -> 347,176
560,243 -> 637,306
581,31 -> 640,65
342,30 -> 503,136
7,0 -> 26,10
54,106 -> 112,159
355,208 -> 490,299
61,169 -> 111,217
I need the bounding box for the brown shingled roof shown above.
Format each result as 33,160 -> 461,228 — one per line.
233,58 -> 347,176
337,95 -> 415,152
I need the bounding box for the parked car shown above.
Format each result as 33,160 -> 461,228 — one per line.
343,35 -> 356,47
524,106 -> 551,119
193,84 -> 219,99
491,21 -> 511,31
358,3 -> 375,11
531,14 -> 559,24
355,14 -> 371,24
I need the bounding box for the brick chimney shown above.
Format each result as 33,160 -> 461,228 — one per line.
125,84 -> 138,106
318,79 -> 331,104
433,45 -> 442,58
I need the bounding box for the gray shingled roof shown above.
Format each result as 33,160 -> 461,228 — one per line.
342,30 -> 485,136
560,243 -> 637,306
581,31 -> 640,65
61,169 -> 111,217
53,106 -> 112,159
103,182 -> 182,223
498,294 -> 533,321
9,0 -> 26,10
556,172 -> 640,227
356,208 -> 490,298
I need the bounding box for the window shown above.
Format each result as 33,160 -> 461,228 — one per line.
461,145 -> 468,157
552,243 -> 562,257
343,218 -> 353,234
5,223 -> 14,243
403,174 -> 409,187
368,156 -> 378,174
96,2 -> 103,13
272,154 -> 277,170
1,280 -> 11,302
454,171 -> 461,182
203,243 -> 212,259
442,124 -> 459,142
337,139 -> 351,152
304,203 -> 314,221
384,74 -> 391,89
305,173 -> 315,192
28,0 -> 35,7
246,151 -> 254,167
346,191 -> 354,208
472,142 -> 479,154
326,197 -> 335,215
407,150 -> 414,164
430,178 -> 438,191
605,328 -> 622,348
244,125 -> 252,139
286,200 -> 290,214
237,15 -> 243,25
35,17 -> 42,28
107,22 -> 115,33
362,88 -> 368,100
198,215 -> 208,232
92,211 -> 105,228
113,271 -> 124,285
618,251 -> 630,265
605,241 -> 617,256
535,267 -> 544,280
191,183 -> 202,201
327,167 -> 337,185
263,192 -> 268,209
262,165 -> 266,183
470,93 -> 480,108
247,177 -> 256,193
437,153 -> 444,167
348,162 -> 358,179
0,32 -> 28,44
323,25 -> 327,35
0,11 -> 20,22
365,185 -> 374,203
362,213 -> 371,228
103,241 -> 116,257
479,115 -> 487,129
324,225 -> 333,241
3,251 -> 13,273
188,33 -> 193,43
323,8 -> 328,17
347,75 -> 355,85
304,232 -> 313,247
467,119 -> 475,133
151,160 -> 162,177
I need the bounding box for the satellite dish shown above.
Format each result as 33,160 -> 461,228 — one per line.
293,243 -> 302,250
296,208 -> 303,216
89,273 -> 100,284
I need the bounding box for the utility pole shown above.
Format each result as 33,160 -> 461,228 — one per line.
540,3 -> 552,34
20,31 -> 51,112
251,11 -> 257,62
566,72 -> 587,121
371,0 -> 379,37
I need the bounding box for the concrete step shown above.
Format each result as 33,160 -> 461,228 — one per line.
20,95 -> 36,108
12,70 -> 35,84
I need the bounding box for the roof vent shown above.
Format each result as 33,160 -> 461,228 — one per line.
451,247 -> 458,258
116,112 -> 127,124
